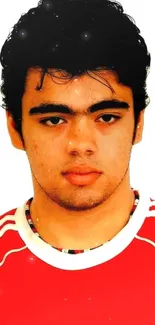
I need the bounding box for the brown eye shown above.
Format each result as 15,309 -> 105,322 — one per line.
40,117 -> 65,126
98,115 -> 120,124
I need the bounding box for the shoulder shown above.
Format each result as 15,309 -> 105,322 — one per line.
145,197 -> 155,227
136,197 -> 155,244
0,206 -> 27,267
0,207 -> 18,244
0,207 -> 17,218
0,207 -> 17,230
148,198 -> 155,215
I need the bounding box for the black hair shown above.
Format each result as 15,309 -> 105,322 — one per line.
0,0 -> 151,137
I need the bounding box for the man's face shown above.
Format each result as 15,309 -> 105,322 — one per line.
8,69 -> 143,211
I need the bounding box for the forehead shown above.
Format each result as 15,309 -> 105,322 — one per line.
23,68 -> 133,110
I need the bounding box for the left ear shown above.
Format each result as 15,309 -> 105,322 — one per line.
6,111 -> 25,151
133,109 -> 145,145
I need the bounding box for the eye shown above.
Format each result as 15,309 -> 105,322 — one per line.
40,117 -> 65,126
97,114 -> 120,124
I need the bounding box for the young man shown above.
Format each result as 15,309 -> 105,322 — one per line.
0,0 -> 154,324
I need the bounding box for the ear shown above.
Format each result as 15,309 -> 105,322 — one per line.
133,110 -> 145,145
6,111 -> 25,151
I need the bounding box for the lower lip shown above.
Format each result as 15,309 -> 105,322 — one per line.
63,172 -> 101,186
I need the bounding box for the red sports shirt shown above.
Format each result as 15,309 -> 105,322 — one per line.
0,189 -> 155,325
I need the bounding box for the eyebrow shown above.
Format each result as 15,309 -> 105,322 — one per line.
28,99 -> 129,116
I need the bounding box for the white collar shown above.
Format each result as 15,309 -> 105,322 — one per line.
15,189 -> 150,270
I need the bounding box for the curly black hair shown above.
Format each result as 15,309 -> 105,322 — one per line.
0,0 -> 151,137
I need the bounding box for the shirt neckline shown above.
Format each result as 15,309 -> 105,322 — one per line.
15,189 -> 150,270
25,189 -> 139,254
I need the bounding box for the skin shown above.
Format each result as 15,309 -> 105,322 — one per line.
6,68 -> 144,249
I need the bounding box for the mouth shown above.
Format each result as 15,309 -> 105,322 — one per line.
62,166 -> 102,186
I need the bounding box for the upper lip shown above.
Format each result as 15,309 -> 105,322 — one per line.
62,166 -> 102,175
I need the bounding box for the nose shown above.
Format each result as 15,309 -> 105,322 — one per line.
67,118 -> 97,157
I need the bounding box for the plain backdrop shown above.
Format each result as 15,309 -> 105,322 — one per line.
0,0 -> 154,214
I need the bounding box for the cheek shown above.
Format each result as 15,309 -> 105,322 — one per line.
26,138 -> 61,171
101,131 -> 132,167
23,122 -> 65,157
24,126 -> 59,155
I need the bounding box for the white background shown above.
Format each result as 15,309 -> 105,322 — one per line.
0,0 -> 154,214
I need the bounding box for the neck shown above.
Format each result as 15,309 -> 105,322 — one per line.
30,175 -> 134,250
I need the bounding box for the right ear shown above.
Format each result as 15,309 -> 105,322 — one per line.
6,111 -> 25,151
